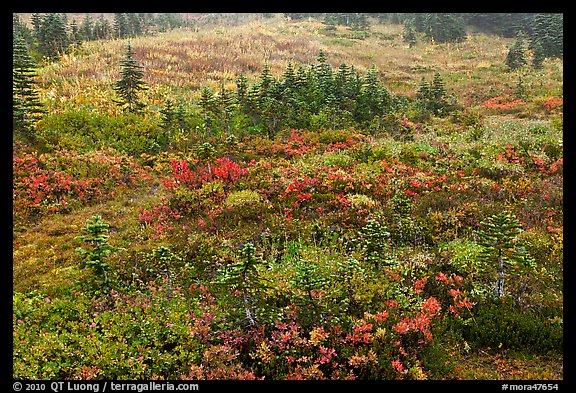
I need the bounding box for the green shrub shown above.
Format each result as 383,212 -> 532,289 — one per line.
543,142 -> 562,160
317,128 -> 359,145
452,300 -> 562,354
346,194 -> 378,209
419,327 -> 458,379
37,110 -> 163,155
14,287 -> 216,379
321,151 -> 354,167
219,189 -> 268,225
223,189 -> 262,208
195,142 -> 216,159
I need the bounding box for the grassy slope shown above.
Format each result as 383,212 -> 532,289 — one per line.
13,15 -> 563,379
35,19 -> 563,108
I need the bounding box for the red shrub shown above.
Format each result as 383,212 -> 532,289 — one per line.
483,96 -> 526,110
165,157 -> 248,190
543,96 -> 563,111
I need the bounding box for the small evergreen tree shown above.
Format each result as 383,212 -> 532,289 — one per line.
196,142 -> 216,159
290,258 -> 327,316
354,219 -> 391,270
423,13 -> 467,43
355,66 -> 384,122
13,33 -> 44,138
314,51 -> 333,103
216,83 -> 234,133
113,42 -> 147,113
215,243 -> 268,328
294,64 -> 309,90
199,87 -> 216,133
76,215 -> 125,287
257,64 -> 275,98
244,84 -> 262,126
334,63 -> 352,95
160,98 -> 179,147
506,33 -> 528,70
235,73 -> 248,108
282,62 -> 296,91
150,245 -> 182,300
531,42 -> 545,69
403,19 -> 417,47
476,211 -> 535,299
430,71 -> 447,102
417,78 -> 431,103
416,71 -> 455,116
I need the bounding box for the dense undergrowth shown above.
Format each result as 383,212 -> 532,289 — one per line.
13,16 -> 563,380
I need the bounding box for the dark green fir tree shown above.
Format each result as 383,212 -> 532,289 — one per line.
160,98 -> 179,147
506,33 -> 528,70
76,215 -> 125,288
113,42 -> 148,113
476,211 -> 534,299
531,42 -> 546,69
403,18 -> 417,47
423,13 -> 467,43
214,243 -> 269,327
13,33 -> 44,138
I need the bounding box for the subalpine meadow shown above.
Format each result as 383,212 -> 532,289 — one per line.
13,13 -> 563,381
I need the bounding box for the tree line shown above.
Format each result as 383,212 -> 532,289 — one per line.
287,12 -> 562,56
13,13 -> 190,60
14,13 -> 563,60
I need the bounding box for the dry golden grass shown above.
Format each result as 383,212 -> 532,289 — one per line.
35,17 -> 562,116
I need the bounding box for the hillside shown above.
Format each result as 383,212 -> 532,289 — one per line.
13,14 -> 563,382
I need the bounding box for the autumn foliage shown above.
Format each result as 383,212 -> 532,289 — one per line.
13,15 -> 563,381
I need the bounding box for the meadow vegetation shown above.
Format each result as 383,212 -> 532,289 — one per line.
13,14 -> 562,381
